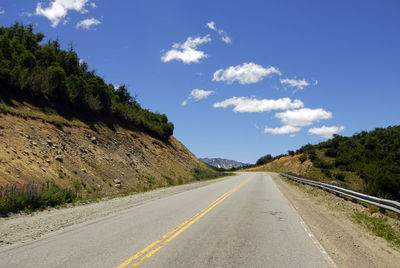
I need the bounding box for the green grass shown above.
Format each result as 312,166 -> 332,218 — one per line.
0,182 -> 79,216
145,176 -> 156,184
163,175 -> 175,186
191,168 -> 232,181
352,212 -> 400,247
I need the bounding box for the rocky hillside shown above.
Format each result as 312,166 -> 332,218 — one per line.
199,158 -> 248,169
0,105 -> 210,196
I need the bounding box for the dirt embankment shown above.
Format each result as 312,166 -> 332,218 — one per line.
246,155 -> 313,174
0,112 -> 208,195
270,172 -> 400,268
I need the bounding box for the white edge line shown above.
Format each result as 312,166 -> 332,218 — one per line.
269,173 -> 338,268
297,214 -> 338,268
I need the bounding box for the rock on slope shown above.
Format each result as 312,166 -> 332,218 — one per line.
0,113 -> 209,195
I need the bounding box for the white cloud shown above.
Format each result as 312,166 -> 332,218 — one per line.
0,8 -> 5,15
213,97 -> 304,113
161,35 -> 211,64
275,108 -> 332,127
90,2 -> 97,8
280,78 -> 310,92
206,21 -> 232,44
222,36 -> 232,44
264,125 -> 301,135
76,17 -> 100,29
206,21 -> 217,31
181,89 -> 215,106
213,62 -> 281,85
308,125 -> 344,138
35,0 -> 90,27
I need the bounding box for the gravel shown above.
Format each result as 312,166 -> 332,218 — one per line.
0,177 -> 231,247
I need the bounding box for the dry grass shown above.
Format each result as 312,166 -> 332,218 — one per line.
279,175 -> 400,248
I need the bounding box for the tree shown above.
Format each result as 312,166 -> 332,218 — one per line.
45,66 -> 66,97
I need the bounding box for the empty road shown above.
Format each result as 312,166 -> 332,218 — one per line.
0,172 -> 335,267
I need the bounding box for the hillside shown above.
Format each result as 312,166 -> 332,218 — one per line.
0,100 -> 212,197
0,23 -> 218,214
199,158 -> 248,169
0,23 -> 173,140
249,126 -> 400,200
246,155 -> 365,192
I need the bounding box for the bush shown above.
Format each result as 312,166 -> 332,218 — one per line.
322,169 -> 332,178
298,154 -> 307,163
256,154 -> 273,165
0,182 -> 78,216
325,148 -> 338,157
334,173 -> 346,181
313,158 -> 333,169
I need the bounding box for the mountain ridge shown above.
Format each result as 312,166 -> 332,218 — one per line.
199,158 -> 249,169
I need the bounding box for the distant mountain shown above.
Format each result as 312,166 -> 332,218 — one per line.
199,158 -> 249,169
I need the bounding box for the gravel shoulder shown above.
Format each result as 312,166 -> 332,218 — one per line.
0,176 -> 232,247
270,172 -> 400,268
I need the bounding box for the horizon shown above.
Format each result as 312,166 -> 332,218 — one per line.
1,0 -> 399,163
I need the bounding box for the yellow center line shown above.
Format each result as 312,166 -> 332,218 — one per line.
117,174 -> 255,268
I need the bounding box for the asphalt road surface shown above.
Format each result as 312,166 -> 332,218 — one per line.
0,172 -> 335,267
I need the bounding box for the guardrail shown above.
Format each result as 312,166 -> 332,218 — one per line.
280,172 -> 400,215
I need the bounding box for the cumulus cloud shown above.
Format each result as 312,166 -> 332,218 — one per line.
0,8 -> 5,15
206,21 -> 232,44
182,89 -> 215,106
213,62 -> 281,85
161,35 -> 211,64
76,17 -> 100,29
280,78 -> 310,92
264,125 -> 301,135
35,0 -> 90,27
90,2 -> 97,8
275,108 -> 332,127
206,21 -> 217,31
308,125 -> 344,138
213,97 -> 304,113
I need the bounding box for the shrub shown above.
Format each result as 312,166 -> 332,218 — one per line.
322,169 -> 332,178
325,148 -> 338,157
0,182 -> 78,216
298,154 -> 307,163
334,173 -> 346,181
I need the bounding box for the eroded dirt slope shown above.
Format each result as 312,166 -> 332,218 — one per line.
0,113 -> 207,195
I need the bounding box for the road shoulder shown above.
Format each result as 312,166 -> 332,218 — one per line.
0,175 -> 233,247
270,172 -> 400,268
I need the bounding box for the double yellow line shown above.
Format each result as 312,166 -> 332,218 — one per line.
117,174 -> 255,267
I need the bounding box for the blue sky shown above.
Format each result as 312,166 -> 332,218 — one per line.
1,1 -> 400,163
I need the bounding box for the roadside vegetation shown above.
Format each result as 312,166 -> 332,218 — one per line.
0,168 -> 230,217
255,126 -> 400,201
352,211 -> 400,247
0,182 -> 78,216
279,174 -> 400,248
0,23 -> 173,140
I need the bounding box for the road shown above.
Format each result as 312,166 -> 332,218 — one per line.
0,172 -> 334,267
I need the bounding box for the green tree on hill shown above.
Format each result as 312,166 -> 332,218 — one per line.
0,23 -> 173,140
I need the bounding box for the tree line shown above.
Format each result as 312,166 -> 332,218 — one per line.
0,23 -> 173,140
